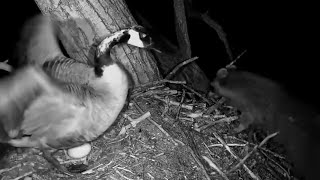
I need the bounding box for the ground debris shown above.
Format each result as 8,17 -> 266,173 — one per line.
0,84 -> 294,180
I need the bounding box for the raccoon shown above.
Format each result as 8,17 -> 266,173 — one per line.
212,67 -> 320,179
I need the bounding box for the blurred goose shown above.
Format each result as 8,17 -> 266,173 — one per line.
0,15 -> 153,175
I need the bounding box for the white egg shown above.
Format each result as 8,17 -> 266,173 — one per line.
67,143 -> 92,159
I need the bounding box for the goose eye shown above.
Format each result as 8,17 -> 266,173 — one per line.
141,33 -> 147,38
139,33 -> 149,41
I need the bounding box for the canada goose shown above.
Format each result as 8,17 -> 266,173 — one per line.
0,15 -> 153,175
212,67 -> 320,179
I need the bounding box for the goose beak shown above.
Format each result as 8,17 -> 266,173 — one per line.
127,29 -> 163,53
150,47 -> 162,53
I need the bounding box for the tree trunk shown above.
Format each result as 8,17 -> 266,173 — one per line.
34,0 -> 161,86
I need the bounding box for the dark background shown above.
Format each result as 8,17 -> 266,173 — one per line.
1,0 -> 318,106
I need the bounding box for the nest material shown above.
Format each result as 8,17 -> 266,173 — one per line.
0,81 -> 294,180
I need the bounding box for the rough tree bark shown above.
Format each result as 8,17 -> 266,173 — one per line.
33,0 -> 161,86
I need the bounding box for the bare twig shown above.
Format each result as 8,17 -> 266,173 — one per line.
226,136 -> 286,159
206,97 -> 227,114
0,164 -> 22,174
124,112 -> 151,127
228,132 -> 279,174
131,89 -> 179,99
203,156 -> 229,180
174,139 -> 211,180
134,79 -> 186,92
175,90 -> 186,119
179,117 -> 194,122
212,132 -> 239,160
132,101 -> 178,146
226,49 -> 247,68
161,96 -> 170,117
153,95 -> 193,110
182,84 -> 212,105
208,143 -> 247,148
165,56 -> 199,80
197,116 -> 238,132
202,142 -> 229,179
12,171 -> 33,180
259,149 -> 291,178
212,132 -> 261,180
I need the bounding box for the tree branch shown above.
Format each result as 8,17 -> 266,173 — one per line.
184,1 -> 234,62
173,0 -> 192,59
200,12 -> 233,61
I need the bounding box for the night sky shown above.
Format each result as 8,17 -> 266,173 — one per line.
1,1 -> 318,106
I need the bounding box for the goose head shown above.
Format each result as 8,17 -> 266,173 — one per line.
94,25 -> 154,78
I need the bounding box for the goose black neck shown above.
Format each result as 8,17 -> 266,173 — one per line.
94,31 -> 131,77
94,54 -> 113,77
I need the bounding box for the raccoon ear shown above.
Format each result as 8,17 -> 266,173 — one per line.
216,68 -> 229,79
226,64 -> 237,70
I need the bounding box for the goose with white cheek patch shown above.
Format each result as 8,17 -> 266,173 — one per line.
0,15 -> 153,175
